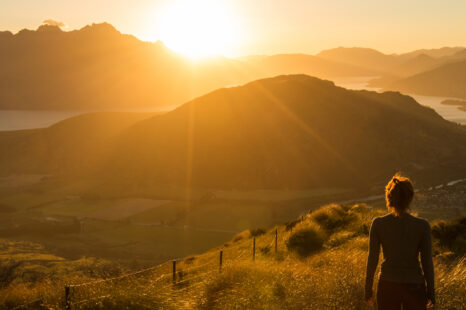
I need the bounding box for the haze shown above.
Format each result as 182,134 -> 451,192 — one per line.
2,0 -> 466,57
1,1 -> 466,309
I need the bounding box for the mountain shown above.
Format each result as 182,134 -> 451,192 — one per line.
0,23 -> 375,111
239,53 -> 374,78
396,47 -> 465,59
1,75 -> 465,189
317,46 -> 466,78
386,60 -> 466,99
316,47 -> 396,75
0,23 -> 192,110
107,75 -> 466,189
0,112 -> 157,176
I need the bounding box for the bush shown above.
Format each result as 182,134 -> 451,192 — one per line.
325,231 -> 355,248
249,228 -> 267,237
348,203 -> 371,214
285,219 -> 300,231
232,231 -> 248,242
310,204 -> 349,231
431,217 -> 466,254
286,225 -> 325,257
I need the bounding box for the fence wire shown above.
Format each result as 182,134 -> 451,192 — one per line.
60,232 -> 280,309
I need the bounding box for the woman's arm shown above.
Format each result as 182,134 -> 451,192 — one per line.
365,218 -> 381,301
420,221 -> 435,305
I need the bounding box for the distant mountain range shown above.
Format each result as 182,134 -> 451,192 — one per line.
1,22 -> 464,110
1,75 -> 465,190
317,46 -> 466,77
386,60 -> 466,99
317,47 -> 466,98
0,23 -> 372,111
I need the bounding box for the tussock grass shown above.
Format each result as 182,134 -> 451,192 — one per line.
1,205 -> 465,309
286,222 -> 325,257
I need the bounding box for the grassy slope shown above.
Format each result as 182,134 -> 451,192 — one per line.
1,204 -> 464,309
388,60 -> 466,99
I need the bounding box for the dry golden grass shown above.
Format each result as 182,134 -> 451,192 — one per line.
1,204 -> 464,309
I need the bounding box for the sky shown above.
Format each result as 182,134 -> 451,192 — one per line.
1,0 -> 466,57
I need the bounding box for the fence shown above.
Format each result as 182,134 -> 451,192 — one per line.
14,228 -> 284,309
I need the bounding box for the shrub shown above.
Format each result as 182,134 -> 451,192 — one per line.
310,204 -> 349,231
348,203 -> 371,214
249,228 -> 267,237
431,217 -> 466,254
232,231 -> 249,242
325,231 -> 355,248
285,219 -> 300,231
286,225 -> 325,257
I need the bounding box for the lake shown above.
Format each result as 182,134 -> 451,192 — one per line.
333,76 -> 466,125
0,78 -> 465,131
0,107 -> 174,131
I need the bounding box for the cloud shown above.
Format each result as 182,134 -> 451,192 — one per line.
42,19 -> 67,28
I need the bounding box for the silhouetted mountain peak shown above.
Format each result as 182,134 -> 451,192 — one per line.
0,30 -> 13,38
79,22 -> 120,35
245,74 -> 335,90
36,24 -> 63,33
318,47 -> 387,58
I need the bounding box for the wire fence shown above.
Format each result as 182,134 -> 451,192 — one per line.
13,227 -> 287,310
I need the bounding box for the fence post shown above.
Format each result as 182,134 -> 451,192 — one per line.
219,250 -> 223,273
65,285 -> 71,310
275,228 -> 278,253
172,260 -> 177,285
253,237 -> 256,262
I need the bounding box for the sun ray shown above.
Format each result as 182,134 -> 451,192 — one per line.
250,81 -> 358,176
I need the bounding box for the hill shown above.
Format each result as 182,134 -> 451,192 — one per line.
108,75 -> 466,190
1,75 -> 465,189
239,53 -> 374,78
317,47 -> 397,75
384,60 -> 466,99
0,112 -> 157,176
396,47 -> 465,59
317,46 -> 466,78
1,203 -> 464,309
0,23 -> 374,111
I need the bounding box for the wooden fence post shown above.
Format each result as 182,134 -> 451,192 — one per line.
275,228 -> 278,253
172,260 -> 177,285
219,250 -> 223,273
253,237 -> 256,262
65,285 -> 71,310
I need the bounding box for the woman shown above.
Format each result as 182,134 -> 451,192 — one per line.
365,174 -> 435,309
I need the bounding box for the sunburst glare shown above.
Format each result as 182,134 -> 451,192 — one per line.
155,0 -> 240,59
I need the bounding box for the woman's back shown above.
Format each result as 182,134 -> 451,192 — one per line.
366,213 -> 434,289
365,174 -> 435,309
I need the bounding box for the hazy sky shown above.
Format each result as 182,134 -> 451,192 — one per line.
1,0 -> 466,56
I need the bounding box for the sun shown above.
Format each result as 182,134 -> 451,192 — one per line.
156,0 -> 240,59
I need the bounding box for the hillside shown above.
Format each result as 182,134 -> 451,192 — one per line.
0,23 -> 374,111
317,47 -> 397,75
385,60 -> 466,99
396,47 -> 465,59
1,75 -> 465,189
239,53 -> 374,78
0,112 -> 157,176
1,203 -> 464,309
0,23 -> 259,110
108,75 -> 466,190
